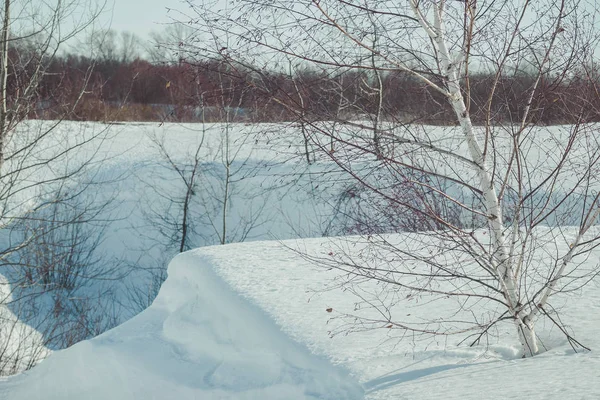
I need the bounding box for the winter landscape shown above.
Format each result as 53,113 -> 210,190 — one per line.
0,0 -> 600,399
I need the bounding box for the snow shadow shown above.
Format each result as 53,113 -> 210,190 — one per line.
364,363 -> 474,393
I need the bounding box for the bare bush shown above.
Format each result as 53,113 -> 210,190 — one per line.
0,0 -> 126,374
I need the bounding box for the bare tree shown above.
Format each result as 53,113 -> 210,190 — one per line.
141,127 -> 206,253
129,66 -> 274,311
0,0 -> 124,374
147,23 -> 196,65
289,63 -> 313,165
88,29 -> 141,64
181,0 -> 600,357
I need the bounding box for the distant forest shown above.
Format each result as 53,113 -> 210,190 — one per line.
13,29 -> 600,125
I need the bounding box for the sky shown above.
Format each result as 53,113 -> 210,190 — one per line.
102,0 -> 182,39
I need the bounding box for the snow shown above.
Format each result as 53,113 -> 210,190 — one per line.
196,238 -> 600,399
0,250 -> 363,400
2,234 -> 600,399
0,120 -> 599,398
0,274 -> 50,375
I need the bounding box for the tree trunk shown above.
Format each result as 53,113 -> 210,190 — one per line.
431,4 -> 539,356
180,186 -> 191,253
0,0 -> 10,169
517,318 -> 539,357
370,33 -> 382,158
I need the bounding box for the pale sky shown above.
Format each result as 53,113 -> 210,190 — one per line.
103,0 -> 182,39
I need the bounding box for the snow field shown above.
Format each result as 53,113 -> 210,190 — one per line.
0,120 -> 599,398
0,250 -> 364,399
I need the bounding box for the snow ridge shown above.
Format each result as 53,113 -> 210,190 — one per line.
0,250 -> 364,400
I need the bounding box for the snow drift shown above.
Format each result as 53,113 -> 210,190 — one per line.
0,250 -> 364,400
2,235 -> 600,399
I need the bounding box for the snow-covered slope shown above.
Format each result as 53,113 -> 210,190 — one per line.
2,236 -> 600,399
1,120 -> 599,399
196,238 -> 600,400
0,250 -> 364,400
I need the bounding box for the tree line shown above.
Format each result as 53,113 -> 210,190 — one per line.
13,36 -> 600,125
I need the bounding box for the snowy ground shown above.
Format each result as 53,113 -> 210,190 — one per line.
0,250 -> 363,400
0,120 -> 346,362
0,120 -> 599,398
199,238 -> 600,400
2,237 -> 600,399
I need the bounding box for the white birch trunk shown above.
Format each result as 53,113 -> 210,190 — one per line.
427,1 -> 539,356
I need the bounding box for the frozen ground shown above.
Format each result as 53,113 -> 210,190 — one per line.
0,120 -> 599,398
0,250 -> 363,400
199,238 -> 600,400
2,236 -> 600,399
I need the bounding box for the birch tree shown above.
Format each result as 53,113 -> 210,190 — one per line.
182,0 -> 600,357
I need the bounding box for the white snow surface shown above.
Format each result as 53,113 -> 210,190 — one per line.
0,250 -> 363,400
197,238 -> 600,400
0,121 -> 599,398
2,237 -> 600,399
